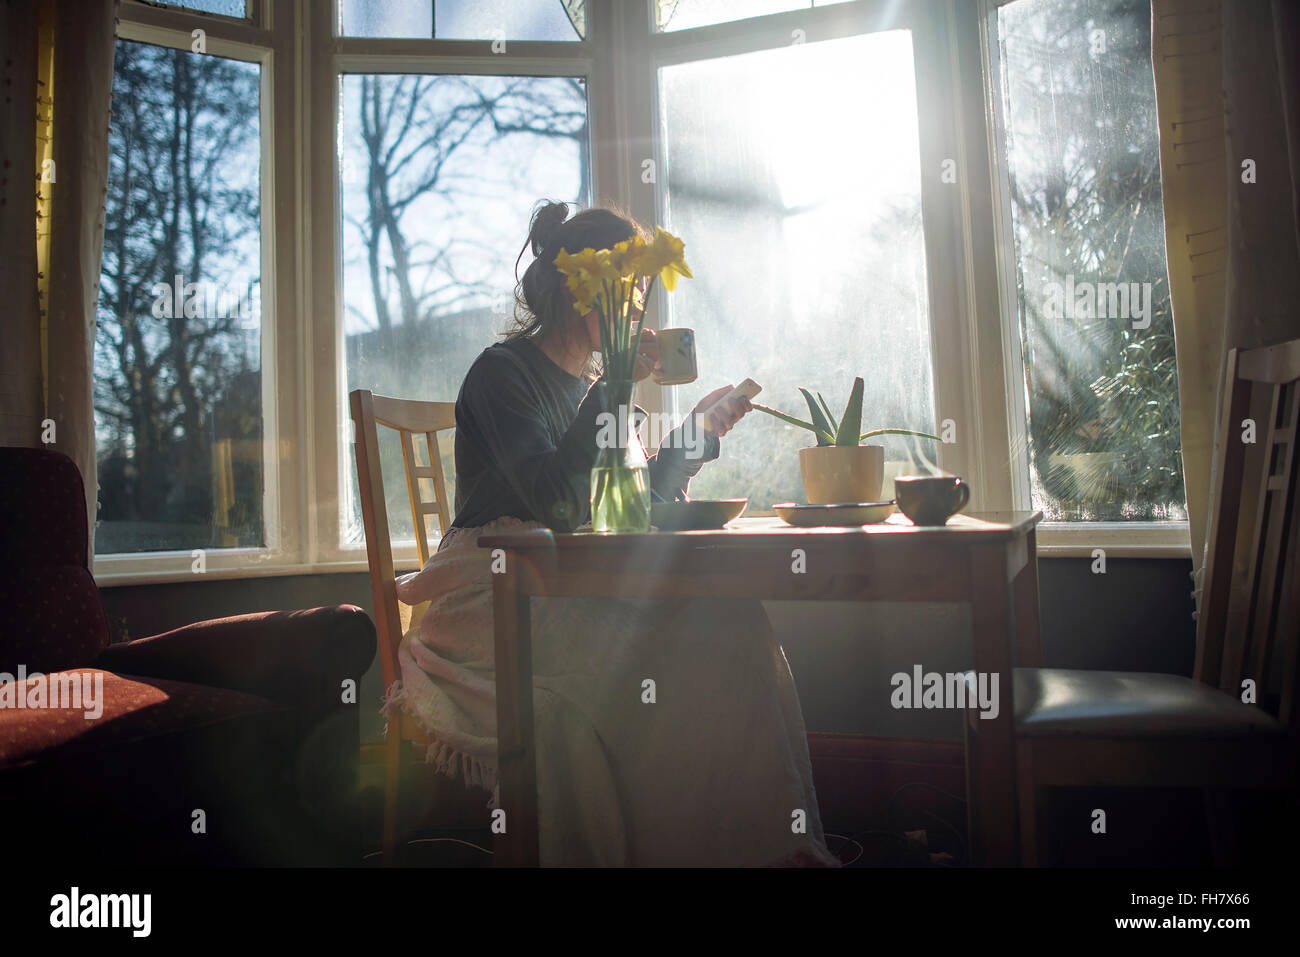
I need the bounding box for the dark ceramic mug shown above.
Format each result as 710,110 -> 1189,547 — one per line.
895,475 -> 970,526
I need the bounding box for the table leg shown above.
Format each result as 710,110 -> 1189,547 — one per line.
1014,529 -> 1043,668
967,543 -> 1020,866
492,558 -> 540,867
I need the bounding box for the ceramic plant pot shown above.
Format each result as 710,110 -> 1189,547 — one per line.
799,444 -> 885,505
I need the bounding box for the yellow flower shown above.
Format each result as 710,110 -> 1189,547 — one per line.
608,238 -> 641,277
564,272 -> 599,314
553,248 -> 581,276
587,248 -> 622,285
555,247 -> 619,314
637,227 -> 693,290
553,229 -> 692,314
616,239 -> 650,278
553,249 -> 594,312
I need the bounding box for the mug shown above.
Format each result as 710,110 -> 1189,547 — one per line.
652,328 -> 698,386
895,474 -> 970,526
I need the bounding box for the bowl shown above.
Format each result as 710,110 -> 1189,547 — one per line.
651,498 -> 748,530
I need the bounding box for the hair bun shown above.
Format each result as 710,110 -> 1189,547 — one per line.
528,201 -> 570,256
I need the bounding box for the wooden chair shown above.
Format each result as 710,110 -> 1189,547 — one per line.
349,388 -> 458,866
966,336 -> 1300,865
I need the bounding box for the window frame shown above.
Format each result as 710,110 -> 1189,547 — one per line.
95,0 -> 302,583
975,0 -> 1191,558
311,3 -> 602,573
96,0 -> 1190,586
644,0 -> 999,518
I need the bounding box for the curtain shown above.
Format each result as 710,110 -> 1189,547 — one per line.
0,0 -> 117,567
1152,0 -> 1300,618
0,2 -> 43,454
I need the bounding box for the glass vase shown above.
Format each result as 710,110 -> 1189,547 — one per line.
590,378 -> 651,533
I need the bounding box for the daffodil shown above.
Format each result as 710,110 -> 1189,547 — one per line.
583,247 -> 623,286
550,228 -> 692,382
564,272 -> 600,314
554,249 -> 599,313
636,227 -> 693,291
608,238 -> 641,277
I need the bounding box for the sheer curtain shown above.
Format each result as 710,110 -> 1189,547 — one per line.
0,0 -> 117,566
1152,0 -> 1300,617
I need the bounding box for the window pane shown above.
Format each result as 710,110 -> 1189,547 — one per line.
95,41 -> 263,553
659,31 -> 937,508
163,0 -> 246,17
340,0 -> 584,40
338,74 -> 589,546
656,0 -> 850,32
998,0 -> 1185,522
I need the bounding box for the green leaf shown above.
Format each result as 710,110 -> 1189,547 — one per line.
752,403 -> 835,445
816,392 -> 837,430
859,428 -> 943,442
835,377 -> 864,446
799,389 -> 836,446
751,403 -> 815,430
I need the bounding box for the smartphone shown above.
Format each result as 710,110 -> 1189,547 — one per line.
699,379 -> 761,432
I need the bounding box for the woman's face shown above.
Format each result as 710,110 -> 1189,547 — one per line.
580,307 -> 601,353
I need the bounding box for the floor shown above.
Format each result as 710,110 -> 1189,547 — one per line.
359,740 -> 1295,867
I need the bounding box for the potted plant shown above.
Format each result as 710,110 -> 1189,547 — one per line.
754,377 -> 940,504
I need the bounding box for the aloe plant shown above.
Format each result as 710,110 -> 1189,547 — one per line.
753,377 -> 940,447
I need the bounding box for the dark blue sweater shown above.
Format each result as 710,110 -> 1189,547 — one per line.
450,336 -> 718,531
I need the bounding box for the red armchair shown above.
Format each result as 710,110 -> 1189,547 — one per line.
0,448 -> 376,866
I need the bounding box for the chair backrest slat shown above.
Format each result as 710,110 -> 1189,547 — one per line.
1196,337 -> 1300,731
1249,385 -> 1300,688
1195,354 -> 1252,687
371,393 -> 457,433
1220,384 -> 1281,688
398,430 -> 432,567
425,428 -> 453,561
349,389 -> 456,704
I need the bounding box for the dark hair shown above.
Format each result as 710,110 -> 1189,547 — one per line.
506,200 -> 651,373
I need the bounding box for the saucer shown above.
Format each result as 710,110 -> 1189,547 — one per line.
772,501 -> 896,527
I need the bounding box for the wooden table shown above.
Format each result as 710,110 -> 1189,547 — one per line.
479,510 -> 1043,866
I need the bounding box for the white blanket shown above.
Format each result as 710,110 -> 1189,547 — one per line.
383,515 -> 839,866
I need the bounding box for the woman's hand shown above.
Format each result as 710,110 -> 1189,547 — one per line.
633,327 -> 662,382
693,384 -> 753,438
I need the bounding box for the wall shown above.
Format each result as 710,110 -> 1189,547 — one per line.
98,555 -> 1195,745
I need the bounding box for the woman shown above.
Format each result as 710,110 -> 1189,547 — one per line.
385,202 -> 839,866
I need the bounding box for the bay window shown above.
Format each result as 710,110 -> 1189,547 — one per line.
93,0 -> 1189,584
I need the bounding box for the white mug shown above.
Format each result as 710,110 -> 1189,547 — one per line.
652,328 -> 698,386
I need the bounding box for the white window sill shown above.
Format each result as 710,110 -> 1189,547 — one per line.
93,548 -> 425,587
1035,522 -> 1192,560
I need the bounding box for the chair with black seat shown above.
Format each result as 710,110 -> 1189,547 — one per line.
965,336 -> 1300,865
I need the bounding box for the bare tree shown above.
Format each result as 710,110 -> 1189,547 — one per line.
96,41 -> 261,548
345,73 -> 588,366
